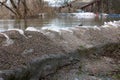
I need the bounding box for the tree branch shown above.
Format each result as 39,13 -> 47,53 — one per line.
0,1 -> 17,15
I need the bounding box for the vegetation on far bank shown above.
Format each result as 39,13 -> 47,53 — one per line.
0,0 -> 120,19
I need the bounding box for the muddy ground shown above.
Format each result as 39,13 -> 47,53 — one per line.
0,22 -> 120,80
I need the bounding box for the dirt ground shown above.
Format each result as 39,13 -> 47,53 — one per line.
43,43 -> 120,80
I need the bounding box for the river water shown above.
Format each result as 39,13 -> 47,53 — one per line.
0,16 -> 120,32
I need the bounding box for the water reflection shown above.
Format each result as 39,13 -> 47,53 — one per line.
0,17 -> 120,32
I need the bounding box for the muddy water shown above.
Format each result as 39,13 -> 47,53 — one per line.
0,17 -> 119,32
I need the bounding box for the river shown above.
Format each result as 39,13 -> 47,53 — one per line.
0,16 -> 120,32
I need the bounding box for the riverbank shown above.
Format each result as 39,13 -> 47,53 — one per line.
0,21 -> 120,80
43,43 -> 120,80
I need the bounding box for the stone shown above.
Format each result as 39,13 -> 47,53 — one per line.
0,33 -> 6,44
0,78 -> 4,80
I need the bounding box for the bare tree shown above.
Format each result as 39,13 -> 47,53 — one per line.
56,0 -> 73,12
0,0 -> 28,19
0,0 -> 57,18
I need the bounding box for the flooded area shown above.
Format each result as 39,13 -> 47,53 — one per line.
0,16 -> 120,32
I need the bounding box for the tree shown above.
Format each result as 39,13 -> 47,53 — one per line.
102,0 -> 120,13
55,0 -> 73,12
0,0 -> 28,19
